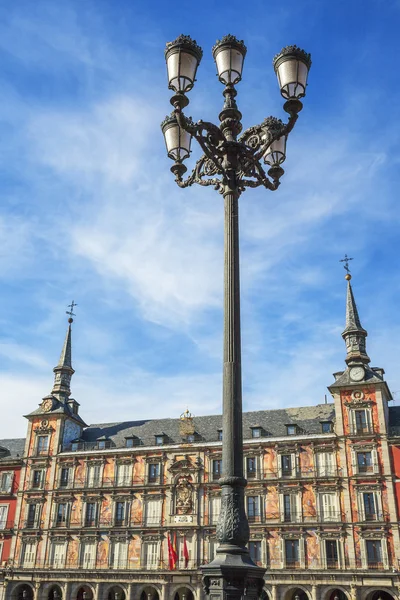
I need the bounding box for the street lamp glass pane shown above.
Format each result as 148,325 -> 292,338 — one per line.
215,48 -> 244,84
263,136 -> 286,166
164,124 -> 191,161
277,59 -> 309,99
167,51 -> 198,93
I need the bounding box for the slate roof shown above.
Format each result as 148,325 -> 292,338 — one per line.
26,397 -> 87,426
0,438 -> 25,462
79,404 -> 337,449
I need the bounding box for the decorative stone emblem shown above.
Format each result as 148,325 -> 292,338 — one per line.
175,476 -> 193,514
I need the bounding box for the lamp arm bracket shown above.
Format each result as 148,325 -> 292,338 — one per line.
175,108 -> 225,172
238,155 -> 279,192
239,110 -> 299,162
175,154 -> 224,193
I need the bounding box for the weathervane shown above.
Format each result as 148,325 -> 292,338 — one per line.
340,254 -> 354,280
66,300 -> 77,323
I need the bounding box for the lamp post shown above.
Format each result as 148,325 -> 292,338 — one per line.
162,34 -> 311,600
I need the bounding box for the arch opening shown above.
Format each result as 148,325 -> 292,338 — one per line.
48,586 -> 63,600
107,587 -> 126,600
173,588 -> 194,600
76,586 -> 93,600
140,587 -> 160,600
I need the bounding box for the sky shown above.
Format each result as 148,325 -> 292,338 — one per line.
0,0 -> 400,439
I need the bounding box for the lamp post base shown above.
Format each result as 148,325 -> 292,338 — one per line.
201,552 -> 266,600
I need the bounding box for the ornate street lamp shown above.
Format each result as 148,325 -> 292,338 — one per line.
162,34 -> 311,600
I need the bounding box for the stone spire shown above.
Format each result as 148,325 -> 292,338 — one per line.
51,314 -> 75,400
342,274 -> 370,366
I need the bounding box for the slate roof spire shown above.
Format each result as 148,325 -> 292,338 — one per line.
51,304 -> 76,400
342,274 -> 370,366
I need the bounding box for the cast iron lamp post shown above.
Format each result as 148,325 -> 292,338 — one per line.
162,34 -> 311,600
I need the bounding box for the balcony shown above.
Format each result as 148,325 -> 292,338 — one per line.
350,425 -> 374,436
285,559 -> 301,569
326,559 -> 339,569
23,519 -> 43,530
0,520 -> 14,532
247,514 -> 263,524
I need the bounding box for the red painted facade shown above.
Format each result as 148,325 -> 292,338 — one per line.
0,457 -> 22,564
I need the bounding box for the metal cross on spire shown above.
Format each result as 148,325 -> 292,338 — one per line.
66,300 -> 78,320
340,254 -> 354,274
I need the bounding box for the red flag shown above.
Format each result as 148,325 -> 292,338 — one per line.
168,534 -> 178,570
183,536 -> 189,568
173,532 -> 178,567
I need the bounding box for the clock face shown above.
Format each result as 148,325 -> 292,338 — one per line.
350,366 -> 365,382
41,399 -> 53,412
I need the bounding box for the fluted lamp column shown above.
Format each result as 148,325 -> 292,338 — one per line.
162,34 -> 311,600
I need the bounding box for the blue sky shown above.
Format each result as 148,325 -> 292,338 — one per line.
1,0 -> 400,438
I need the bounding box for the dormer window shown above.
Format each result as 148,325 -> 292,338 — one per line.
187,434 -> 195,443
321,421 -> 333,434
286,424 -> 297,436
155,434 -> 165,446
71,439 -> 81,452
96,437 -> 110,450
218,429 -> 223,441
250,426 -> 263,438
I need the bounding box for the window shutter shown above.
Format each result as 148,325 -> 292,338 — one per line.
293,453 -> 298,476
278,457 -> 282,478
280,538 -> 285,568
279,494 -> 284,522
299,537 -> 305,567
381,538 -> 389,569
358,493 -> 365,521
211,496 -> 221,525
374,492 -> 383,519
147,499 -> 161,525
292,494 -> 300,523
0,506 -> 8,529
326,452 -> 335,476
372,448 -> 379,474
146,542 -> 158,569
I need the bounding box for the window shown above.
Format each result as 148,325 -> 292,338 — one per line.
155,435 -> 164,446
0,505 -> 9,529
125,438 -> 134,448
251,428 -> 261,438
325,540 -> 339,568
319,493 -> 339,522
144,541 -> 158,570
148,463 -> 160,484
218,430 -> 223,441
316,452 -> 335,477
116,463 -> 131,487
357,452 -> 373,473
321,421 -> 333,433
246,457 -> 257,479
186,434 -> 195,443
282,493 -> 299,523
32,470 -> 44,489
85,502 -> 97,527
363,493 -> 377,521
146,498 -> 162,526
71,441 -> 79,452
249,541 -> 262,566
80,541 -> 96,568
285,539 -> 300,567
354,409 -> 371,434
212,459 -> 222,481
37,435 -> 49,454
210,495 -> 221,525
247,496 -> 261,522
0,472 -> 12,493
59,467 -> 70,488
87,464 -> 101,488
55,503 -> 69,526
281,455 -> 293,477
366,540 -> 383,569
286,425 -> 297,436
115,501 -> 127,526
98,440 -> 106,450
26,503 -> 40,528
51,542 -> 65,568
22,542 -> 36,567
110,540 -> 127,569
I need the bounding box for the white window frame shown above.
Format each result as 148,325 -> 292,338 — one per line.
31,469 -> 45,490
143,540 -> 159,570
36,435 -> 49,455
209,495 -> 221,525
361,537 -> 389,570
53,501 -> 70,527
59,466 -> 71,488
245,456 -> 258,479
114,500 -> 130,526
0,541 -> 3,563
80,540 -> 97,569
115,463 -> 132,487
352,448 -> 379,475
0,472 -> 13,494
280,537 -> 305,569
320,538 -> 344,569
83,500 -> 98,527
350,408 -> 373,435
357,490 -> 383,522
109,539 -> 128,569
315,452 -> 336,477
26,502 -> 41,528
86,463 -> 103,488
50,541 -> 67,568
147,462 -> 161,485
0,504 -> 9,530
22,541 -> 37,567
145,498 -> 162,526
246,495 -> 262,522
279,491 -> 301,523
278,453 -> 297,478
318,491 -> 340,522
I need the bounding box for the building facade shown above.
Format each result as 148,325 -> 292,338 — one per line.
0,441 -> 23,568
1,277 -> 400,600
